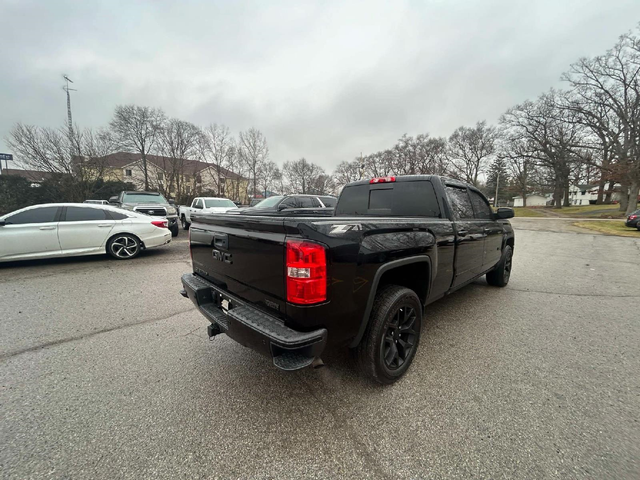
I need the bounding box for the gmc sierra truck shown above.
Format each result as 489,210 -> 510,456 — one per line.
180,175 -> 515,384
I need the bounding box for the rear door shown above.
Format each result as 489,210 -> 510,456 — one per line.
58,206 -> 116,254
445,185 -> 485,287
0,206 -> 62,261
469,189 -> 502,269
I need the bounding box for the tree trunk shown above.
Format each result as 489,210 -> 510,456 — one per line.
553,185 -> 563,209
596,177 -> 606,204
522,190 -> 527,208
563,182 -> 570,207
619,181 -> 629,212
142,154 -> 149,190
625,181 -> 639,215
604,180 -> 615,203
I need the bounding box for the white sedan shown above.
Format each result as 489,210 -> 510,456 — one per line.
0,203 -> 171,262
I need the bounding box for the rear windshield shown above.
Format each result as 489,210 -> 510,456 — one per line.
335,180 -> 441,217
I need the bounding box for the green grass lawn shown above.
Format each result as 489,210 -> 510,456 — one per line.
573,221 -> 640,237
556,204 -> 626,217
513,208 -> 546,217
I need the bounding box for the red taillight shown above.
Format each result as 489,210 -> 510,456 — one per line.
370,176 -> 396,184
630,215 -> 637,220
151,220 -> 168,228
286,239 -> 327,305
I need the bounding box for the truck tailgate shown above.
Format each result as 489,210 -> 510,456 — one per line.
189,214 -> 287,314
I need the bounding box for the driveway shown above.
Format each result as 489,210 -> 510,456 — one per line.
1,223 -> 639,479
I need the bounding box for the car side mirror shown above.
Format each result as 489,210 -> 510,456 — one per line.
109,196 -> 119,204
277,203 -> 289,211
495,207 -> 514,219
168,199 -> 176,206
0,220 -> 5,227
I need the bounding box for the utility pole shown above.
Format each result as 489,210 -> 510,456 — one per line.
359,152 -> 364,180
63,75 -> 76,148
494,169 -> 500,207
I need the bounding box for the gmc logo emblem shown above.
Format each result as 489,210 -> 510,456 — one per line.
212,249 -> 233,264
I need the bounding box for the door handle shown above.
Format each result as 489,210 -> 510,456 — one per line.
98,224 -> 112,227
458,230 -> 468,237
39,226 -> 56,230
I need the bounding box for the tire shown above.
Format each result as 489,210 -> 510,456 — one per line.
355,285 -> 422,385
170,224 -> 179,237
181,215 -> 190,230
486,245 -> 513,287
107,234 -> 141,260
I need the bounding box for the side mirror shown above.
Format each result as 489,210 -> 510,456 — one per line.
168,199 -> 176,206
277,203 -> 288,211
109,196 -> 119,204
495,207 -> 514,219
0,220 -> 5,227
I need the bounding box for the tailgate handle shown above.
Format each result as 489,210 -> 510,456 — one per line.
213,233 -> 228,250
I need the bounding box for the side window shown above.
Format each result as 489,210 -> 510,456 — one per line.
469,190 -> 493,220
64,207 -> 108,222
107,210 -> 129,220
298,197 -> 318,208
445,186 -> 474,220
320,196 -> 337,208
194,199 -> 202,208
4,207 -> 59,225
280,198 -> 296,208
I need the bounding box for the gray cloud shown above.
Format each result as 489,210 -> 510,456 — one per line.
1,0 -> 639,172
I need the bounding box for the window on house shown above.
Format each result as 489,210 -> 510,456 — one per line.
157,172 -> 164,180
184,175 -> 191,182
581,190 -> 586,195
185,185 -> 191,193
125,169 -> 132,177
196,175 -> 202,183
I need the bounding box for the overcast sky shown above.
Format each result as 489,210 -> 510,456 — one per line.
1,0 -> 639,171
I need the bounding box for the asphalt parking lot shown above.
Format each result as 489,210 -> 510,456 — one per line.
1,220 -> 639,479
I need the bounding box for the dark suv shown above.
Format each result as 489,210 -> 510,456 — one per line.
109,191 -> 179,237
242,194 -> 337,214
625,209 -> 640,228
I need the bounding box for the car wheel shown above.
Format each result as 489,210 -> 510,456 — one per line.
486,245 -> 513,287
170,224 -> 179,237
107,234 -> 141,260
355,285 -> 422,384
181,215 -> 190,230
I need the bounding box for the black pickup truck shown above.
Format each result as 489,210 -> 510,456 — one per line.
181,175 -> 514,384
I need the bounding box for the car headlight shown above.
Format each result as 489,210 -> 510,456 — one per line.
167,207 -> 177,215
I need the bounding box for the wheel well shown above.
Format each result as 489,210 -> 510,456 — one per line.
105,232 -> 145,252
377,262 -> 429,306
505,236 -> 514,249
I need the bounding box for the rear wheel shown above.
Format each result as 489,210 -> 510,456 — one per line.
170,224 -> 179,237
181,215 -> 190,230
355,285 -> 422,384
486,245 -> 513,287
107,234 -> 141,260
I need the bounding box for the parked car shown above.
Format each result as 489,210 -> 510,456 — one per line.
180,175 -> 515,384
179,197 -> 239,230
625,209 -> 640,227
0,203 -> 171,263
109,191 -> 179,237
83,200 -> 110,205
240,194 -> 337,214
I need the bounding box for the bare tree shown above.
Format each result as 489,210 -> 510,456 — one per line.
562,28 -> 640,214
257,160 -> 281,196
109,105 -> 166,190
333,160 -> 361,191
199,123 -> 235,196
282,158 -> 325,194
447,121 -> 497,186
158,118 -> 200,198
238,128 -> 269,198
7,123 -> 117,201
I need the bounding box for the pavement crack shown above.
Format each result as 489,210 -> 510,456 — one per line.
506,287 -> 637,298
0,308 -> 196,362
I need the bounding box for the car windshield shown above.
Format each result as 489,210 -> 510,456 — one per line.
123,193 -> 168,204
252,196 -> 284,208
205,199 -> 237,208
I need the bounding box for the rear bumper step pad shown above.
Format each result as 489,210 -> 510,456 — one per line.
181,273 -> 327,370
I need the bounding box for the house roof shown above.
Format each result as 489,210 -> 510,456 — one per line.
82,152 -> 248,180
0,168 -> 56,182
